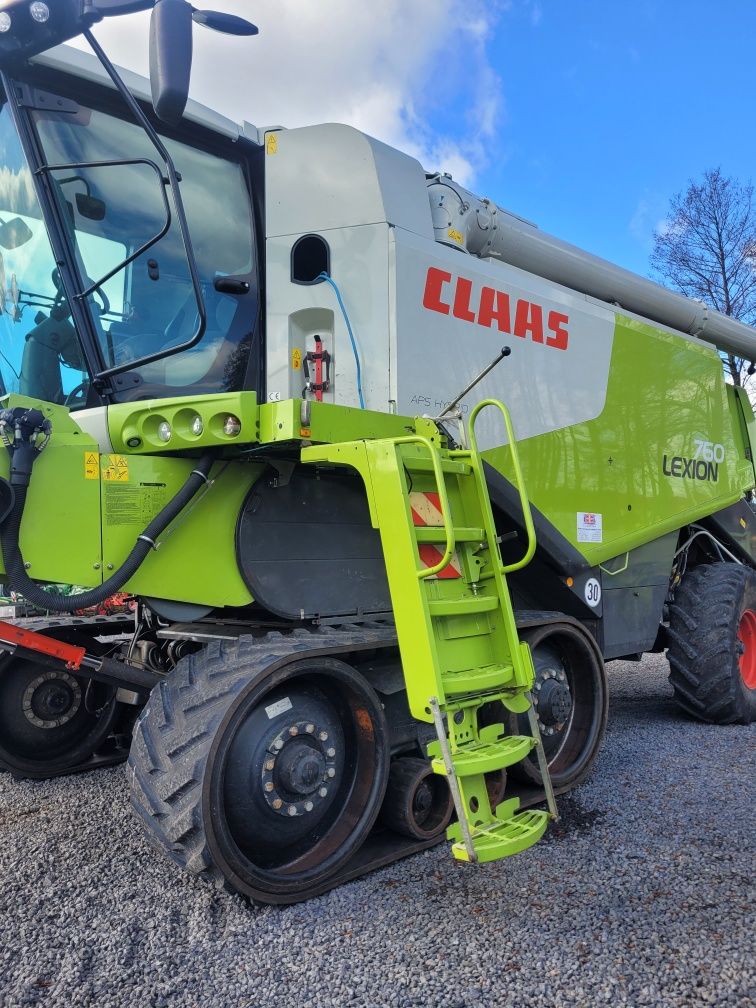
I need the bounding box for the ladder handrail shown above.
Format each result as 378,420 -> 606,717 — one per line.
468,398 -> 536,574
393,436 -> 456,579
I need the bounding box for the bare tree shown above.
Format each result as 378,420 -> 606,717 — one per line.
651,168 -> 756,387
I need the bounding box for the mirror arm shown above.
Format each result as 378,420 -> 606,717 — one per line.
81,26 -> 207,377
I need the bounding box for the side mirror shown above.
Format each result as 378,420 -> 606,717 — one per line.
149,0 -> 194,126
76,192 -> 107,221
0,217 -> 33,250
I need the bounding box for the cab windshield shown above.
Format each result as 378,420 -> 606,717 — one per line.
0,97 -> 86,404
0,78 -> 259,409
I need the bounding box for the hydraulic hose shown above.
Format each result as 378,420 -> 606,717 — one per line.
0,452 -> 215,614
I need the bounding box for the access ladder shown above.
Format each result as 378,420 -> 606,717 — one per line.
302,398 -> 556,864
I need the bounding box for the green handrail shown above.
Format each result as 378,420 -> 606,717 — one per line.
468,399 -> 536,574
393,436 -> 456,580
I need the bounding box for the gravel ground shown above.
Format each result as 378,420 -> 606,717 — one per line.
0,652 -> 754,1008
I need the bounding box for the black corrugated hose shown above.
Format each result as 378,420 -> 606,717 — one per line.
0,452 -> 215,613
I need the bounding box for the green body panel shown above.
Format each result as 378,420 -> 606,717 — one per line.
103,456 -> 261,607
484,316 -> 756,566
0,399 -> 103,586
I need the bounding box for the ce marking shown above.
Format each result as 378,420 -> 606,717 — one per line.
268,391 -> 281,402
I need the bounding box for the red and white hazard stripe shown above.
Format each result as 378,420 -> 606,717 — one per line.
409,491 -> 462,579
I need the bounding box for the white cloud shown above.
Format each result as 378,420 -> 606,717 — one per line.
71,0 -> 506,187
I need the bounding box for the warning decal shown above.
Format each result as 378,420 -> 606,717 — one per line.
410,491 -> 462,579
102,454 -> 129,482
577,512 -> 603,544
84,452 -> 99,480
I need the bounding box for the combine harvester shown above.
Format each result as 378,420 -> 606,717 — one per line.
0,0 -> 753,904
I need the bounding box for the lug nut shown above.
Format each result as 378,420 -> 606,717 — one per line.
304,801 -> 314,812
265,759 -> 275,771
289,725 -> 299,736
264,782 -> 274,792
272,798 -> 283,810
327,768 -> 336,778
288,806 -> 297,816
319,787 -> 328,798
319,731 -> 328,741
326,747 -> 336,758
306,724 -> 315,734
273,739 -> 283,750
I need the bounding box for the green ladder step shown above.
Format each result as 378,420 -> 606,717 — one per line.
414,526 -> 485,544
402,455 -> 472,476
428,595 -> 498,617
441,663 -> 514,694
431,734 -> 535,777
452,809 -> 550,864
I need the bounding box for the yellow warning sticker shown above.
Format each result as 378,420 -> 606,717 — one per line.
740,517 -> 748,528
102,454 -> 129,482
265,133 -> 278,155
447,227 -> 464,244
84,452 -> 100,480
292,347 -> 302,370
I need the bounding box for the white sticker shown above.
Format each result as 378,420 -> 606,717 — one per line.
577,512 -> 603,543
584,578 -> 602,607
265,696 -> 293,720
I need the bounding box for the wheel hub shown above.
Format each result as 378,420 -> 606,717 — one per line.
261,719 -> 339,817
22,671 -> 81,729
412,780 -> 433,822
532,664 -> 572,734
737,609 -> 756,689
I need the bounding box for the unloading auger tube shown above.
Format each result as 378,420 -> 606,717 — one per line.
427,175 -> 756,362
0,406 -> 214,612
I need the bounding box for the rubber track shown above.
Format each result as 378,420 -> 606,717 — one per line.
127,624 -> 397,892
667,562 -> 755,724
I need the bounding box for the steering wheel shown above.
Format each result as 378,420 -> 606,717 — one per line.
63,380 -> 90,408
51,268 -> 111,317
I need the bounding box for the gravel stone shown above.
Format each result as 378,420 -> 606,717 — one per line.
0,652 -> 754,1007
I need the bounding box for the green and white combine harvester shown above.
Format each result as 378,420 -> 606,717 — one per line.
0,1 -> 753,904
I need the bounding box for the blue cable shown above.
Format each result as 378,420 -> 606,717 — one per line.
317,271 -> 366,409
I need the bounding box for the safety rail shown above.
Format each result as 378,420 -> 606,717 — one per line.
465,398 -> 536,575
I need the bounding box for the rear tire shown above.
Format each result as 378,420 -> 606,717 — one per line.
0,651 -> 118,779
507,622 -> 608,790
128,634 -> 390,905
667,562 -> 756,724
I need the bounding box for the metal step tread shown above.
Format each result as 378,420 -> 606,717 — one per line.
428,595 -> 499,616
414,526 -> 485,544
452,809 -> 550,864
440,662 -> 515,694
431,734 -> 535,777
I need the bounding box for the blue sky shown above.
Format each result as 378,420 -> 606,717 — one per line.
471,1 -> 756,276
87,0 -> 754,281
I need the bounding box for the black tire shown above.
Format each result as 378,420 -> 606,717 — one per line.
0,652 -> 118,779
128,633 -> 390,905
380,756 -> 453,841
667,562 -> 756,724
507,622 -> 608,790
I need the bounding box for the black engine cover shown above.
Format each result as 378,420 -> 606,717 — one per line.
236,465 -> 391,620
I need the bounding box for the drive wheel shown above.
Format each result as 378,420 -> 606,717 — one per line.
507,622 -> 608,790
667,562 -> 756,724
380,756 -> 453,840
0,652 -> 117,778
128,635 -> 390,905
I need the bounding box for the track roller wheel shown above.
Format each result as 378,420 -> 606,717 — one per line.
507,622 -> 608,790
668,562 -> 756,723
128,636 -> 390,905
0,652 -> 118,778
380,756 -> 453,841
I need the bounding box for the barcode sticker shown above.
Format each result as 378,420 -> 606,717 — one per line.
265,696 -> 293,719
